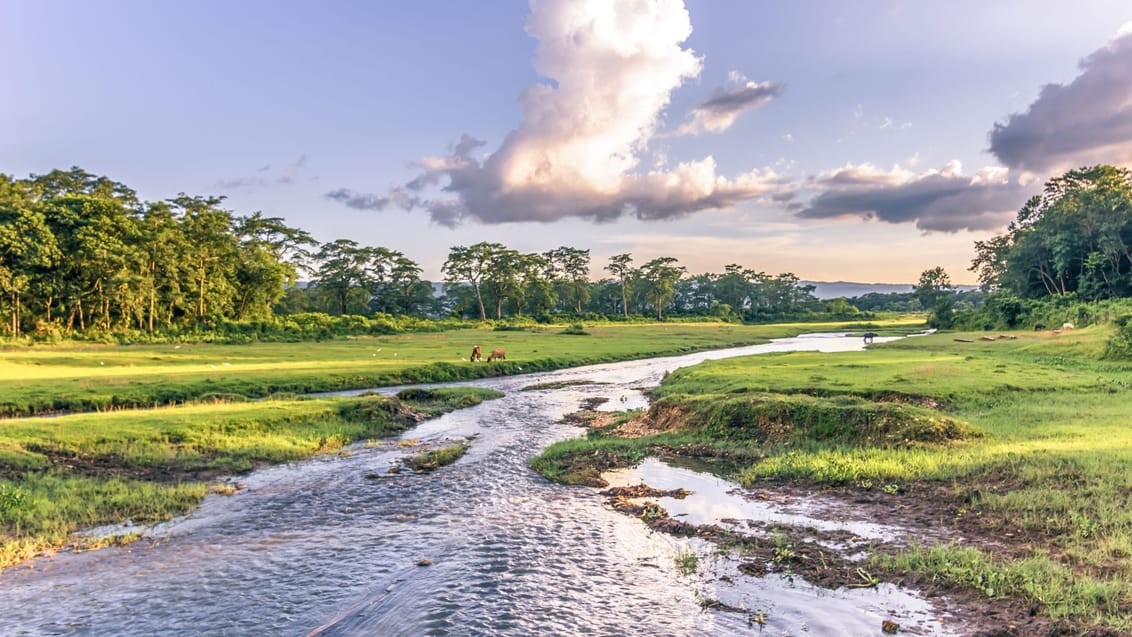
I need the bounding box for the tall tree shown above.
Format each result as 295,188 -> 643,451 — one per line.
915,266 -> 955,328
545,246 -> 591,313
0,176 -> 59,335
604,253 -> 634,317
173,195 -> 238,324
314,239 -> 376,315
638,257 -> 686,320
442,242 -> 502,321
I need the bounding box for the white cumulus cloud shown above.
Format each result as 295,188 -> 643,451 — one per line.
327,0 -> 788,226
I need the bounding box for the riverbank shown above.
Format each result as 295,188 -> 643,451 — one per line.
0,387 -> 501,570
0,321 -> 913,417
531,326 -> 1132,634
0,320 -> 912,573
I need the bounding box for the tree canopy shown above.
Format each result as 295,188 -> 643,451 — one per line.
0,167 -> 846,339
972,165 -> 1132,301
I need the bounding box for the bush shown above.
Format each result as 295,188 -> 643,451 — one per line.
561,323 -> 589,335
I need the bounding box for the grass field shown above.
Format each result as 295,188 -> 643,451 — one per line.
532,325 -> 1132,631
0,320 -> 912,417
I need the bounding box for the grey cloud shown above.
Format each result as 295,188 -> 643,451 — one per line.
325,187 -> 418,212
452,134 -> 486,158
325,188 -> 394,211
989,29 -> 1132,173
697,81 -> 782,114
798,168 -> 1025,232
216,155 -> 309,190
677,79 -> 782,135
276,155 -> 309,185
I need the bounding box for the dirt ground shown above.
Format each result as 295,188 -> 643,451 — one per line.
564,407 -> 1124,637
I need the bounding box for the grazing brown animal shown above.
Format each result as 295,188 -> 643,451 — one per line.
470,345 -> 483,362
487,348 -> 506,362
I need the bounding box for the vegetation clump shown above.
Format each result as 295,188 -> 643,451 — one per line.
402,441 -> 471,473
647,393 -> 978,448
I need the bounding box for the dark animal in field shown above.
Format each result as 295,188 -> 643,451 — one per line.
863,332 -> 877,344
470,345 -> 483,362
1034,323 -> 1046,331
487,348 -> 506,362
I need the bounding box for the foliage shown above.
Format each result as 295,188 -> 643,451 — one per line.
971,165 -> 1132,300
3,166 -> 894,341
402,441 -> 470,472
914,266 -> 955,329
561,323 -> 589,335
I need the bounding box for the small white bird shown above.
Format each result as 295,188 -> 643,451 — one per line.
210,365 -> 218,369
99,361 -> 104,366
174,345 -> 181,349
375,348 -> 382,352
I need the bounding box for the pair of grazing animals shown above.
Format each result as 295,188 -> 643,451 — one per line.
469,345 -> 505,362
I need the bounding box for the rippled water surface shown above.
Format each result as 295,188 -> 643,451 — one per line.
1,334 -> 958,636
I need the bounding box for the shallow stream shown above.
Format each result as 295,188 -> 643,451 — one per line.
1,334 -> 959,636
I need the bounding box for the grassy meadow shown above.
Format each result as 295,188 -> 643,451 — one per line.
532,325 -> 1132,631
0,320 -> 907,417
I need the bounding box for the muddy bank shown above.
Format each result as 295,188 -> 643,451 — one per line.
553,408 -> 1121,637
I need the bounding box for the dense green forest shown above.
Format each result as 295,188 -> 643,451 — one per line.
0,167 -> 853,340
4,164 -> 1132,341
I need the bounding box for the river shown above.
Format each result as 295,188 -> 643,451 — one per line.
1,333 -> 958,636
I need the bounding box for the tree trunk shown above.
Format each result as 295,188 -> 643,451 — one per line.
198,265 -> 206,320
621,280 -> 628,317
473,283 -> 486,321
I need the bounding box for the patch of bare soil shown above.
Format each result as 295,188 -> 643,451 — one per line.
599,477 -> 1123,637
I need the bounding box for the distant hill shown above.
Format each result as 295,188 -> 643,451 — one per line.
802,281 -> 978,300
801,281 -> 914,300
433,280 -> 977,300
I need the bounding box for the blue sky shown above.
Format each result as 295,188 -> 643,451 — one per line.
4,1 -> 1132,283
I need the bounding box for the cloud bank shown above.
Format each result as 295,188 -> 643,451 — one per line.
797,25 -> 1132,233
989,27 -> 1132,174
797,162 -> 1024,232
328,0 -> 786,227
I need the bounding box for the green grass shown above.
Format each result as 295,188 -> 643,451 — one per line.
403,441 -> 470,472
0,387 -> 500,570
0,320 -> 917,417
531,324 -> 1132,630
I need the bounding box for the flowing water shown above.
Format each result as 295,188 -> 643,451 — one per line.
1,334 -> 959,636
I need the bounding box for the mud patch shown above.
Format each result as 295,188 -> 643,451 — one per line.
596,459 -> 1117,637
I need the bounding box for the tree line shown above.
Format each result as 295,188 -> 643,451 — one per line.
0,167 -> 844,338
906,165 -> 1132,331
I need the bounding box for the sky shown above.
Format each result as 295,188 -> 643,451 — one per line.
3,1 -> 1132,284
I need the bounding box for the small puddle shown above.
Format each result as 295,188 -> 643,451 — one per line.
602,458 -> 960,636
593,388 -> 649,412
604,458 -> 903,542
